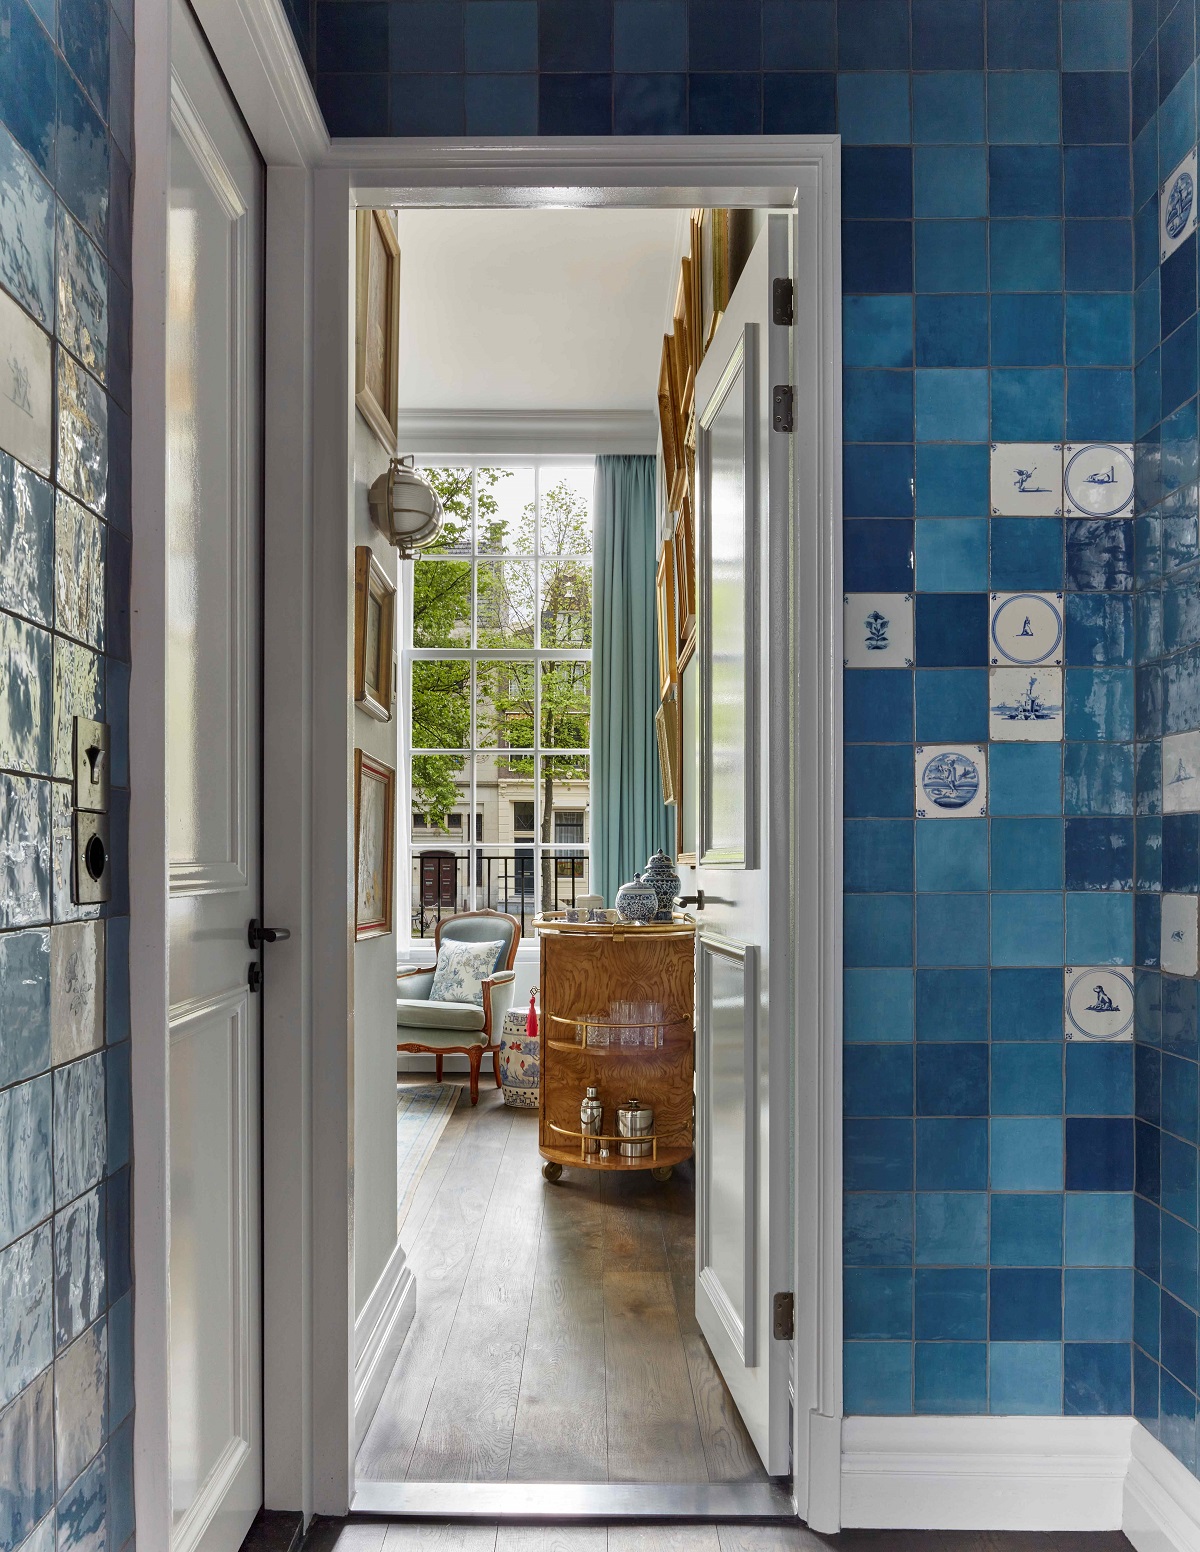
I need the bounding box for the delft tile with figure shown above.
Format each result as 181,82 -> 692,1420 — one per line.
991,443 -> 1063,517
843,592 -> 913,668
1064,966 -> 1135,1041
1163,731 -> 1200,812
990,591 -> 1064,666
1161,147 -> 1198,262
1064,444 -> 1135,519
989,667 -> 1064,741
915,744 -> 987,819
1161,892 -> 1200,977
0,287 -> 52,478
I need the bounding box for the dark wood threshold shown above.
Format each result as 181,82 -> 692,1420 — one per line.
240,1509 -> 304,1552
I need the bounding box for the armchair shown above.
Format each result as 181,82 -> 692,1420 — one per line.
396,910 -> 522,1105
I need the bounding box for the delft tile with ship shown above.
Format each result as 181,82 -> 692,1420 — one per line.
989,667 -> 1064,741
0,287 -> 52,479
1163,731 -> 1200,811
990,592 -> 1064,666
1161,892 -> 1200,977
843,592 -> 913,668
915,744 -> 987,818
1161,146 -> 1199,262
1064,444 -> 1135,519
991,443 -> 1063,517
1064,965 -> 1135,1041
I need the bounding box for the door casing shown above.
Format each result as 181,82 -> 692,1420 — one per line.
131,8 -> 844,1526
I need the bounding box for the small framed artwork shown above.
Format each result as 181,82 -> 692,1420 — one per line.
355,209 -> 401,453
656,691 -> 680,806
674,497 -> 697,653
354,546 -> 395,721
355,749 -> 395,939
656,537 -> 677,700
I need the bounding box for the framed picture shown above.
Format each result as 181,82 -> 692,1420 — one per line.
674,498 -> 696,653
355,749 -> 395,939
656,538 -> 677,701
354,545 -> 395,721
355,209 -> 401,453
656,691 -> 680,807
676,639 -> 698,863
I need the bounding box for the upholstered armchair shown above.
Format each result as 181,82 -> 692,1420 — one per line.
396,910 -> 522,1105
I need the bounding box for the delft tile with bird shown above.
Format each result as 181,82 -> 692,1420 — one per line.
915,743 -> 987,819
1161,892 -> 1200,977
1064,444 -> 1134,519
1161,147 -> 1198,263
1064,965 -> 1134,1041
990,591 -> 1064,666
1163,731 -> 1200,812
844,593 -> 913,668
989,666 -> 1064,741
991,443 -> 1063,517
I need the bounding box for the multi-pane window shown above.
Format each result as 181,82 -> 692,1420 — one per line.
405,460 -> 593,938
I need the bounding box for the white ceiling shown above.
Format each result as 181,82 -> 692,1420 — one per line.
392,208 -> 684,417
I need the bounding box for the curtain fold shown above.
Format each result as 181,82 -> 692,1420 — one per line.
591,453 -> 674,906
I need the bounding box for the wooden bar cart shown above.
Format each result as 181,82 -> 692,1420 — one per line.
534,913 -> 696,1182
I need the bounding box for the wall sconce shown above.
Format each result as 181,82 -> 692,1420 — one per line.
368,455 -> 444,558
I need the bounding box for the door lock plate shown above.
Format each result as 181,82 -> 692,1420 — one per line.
72,717 -> 110,814
73,811 -> 111,906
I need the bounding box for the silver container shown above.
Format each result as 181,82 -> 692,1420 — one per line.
616,1097 -> 654,1158
581,1086 -> 603,1156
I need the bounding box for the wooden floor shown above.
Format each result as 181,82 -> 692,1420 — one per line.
357,1082 -> 765,1485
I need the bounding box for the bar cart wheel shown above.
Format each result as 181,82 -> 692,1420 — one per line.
542,1161 -> 563,1183
652,1165 -> 674,1181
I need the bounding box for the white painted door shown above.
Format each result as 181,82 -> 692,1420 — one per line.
692,217 -> 792,1477
166,1 -> 263,1546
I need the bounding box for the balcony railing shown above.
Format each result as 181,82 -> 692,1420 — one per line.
410,851 -> 591,939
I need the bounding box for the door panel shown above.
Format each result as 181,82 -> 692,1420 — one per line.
167,1 -> 263,1546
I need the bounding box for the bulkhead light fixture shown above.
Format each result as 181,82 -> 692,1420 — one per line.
367,455 -> 444,558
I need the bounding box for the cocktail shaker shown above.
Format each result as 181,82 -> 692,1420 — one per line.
581,1086 -> 603,1155
616,1097 -> 654,1158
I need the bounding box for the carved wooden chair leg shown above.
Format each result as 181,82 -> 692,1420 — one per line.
468,1048 -> 481,1106
435,1054 -> 443,1083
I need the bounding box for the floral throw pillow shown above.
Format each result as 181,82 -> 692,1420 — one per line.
430,939 -> 505,1007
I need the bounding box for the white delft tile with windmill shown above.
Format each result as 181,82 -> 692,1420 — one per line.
915,744 -> 987,819
991,443 -> 1063,517
843,593 -> 913,669
1163,731 -> 1200,812
1063,443 -> 1135,518
1064,966 -> 1134,1042
1162,893 -> 1200,977
990,591 -> 1064,666
989,666 -> 1063,741
1161,146 -> 1198,262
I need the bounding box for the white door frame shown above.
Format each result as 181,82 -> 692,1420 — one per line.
131,3 -> 843,1531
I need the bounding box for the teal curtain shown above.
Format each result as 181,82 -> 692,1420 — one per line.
591,454 -> 673,905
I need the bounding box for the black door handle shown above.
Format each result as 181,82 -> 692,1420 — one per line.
677,891 -> 705,910
248,919 -> 291,949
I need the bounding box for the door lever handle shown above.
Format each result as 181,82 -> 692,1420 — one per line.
677,891 -> 705,910
248,919 -> 291,949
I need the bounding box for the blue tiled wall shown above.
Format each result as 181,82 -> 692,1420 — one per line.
0,0 -> 133,1544
1129,0 -> 1200,1478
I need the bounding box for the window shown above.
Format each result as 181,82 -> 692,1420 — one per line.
405,461 -> 592,938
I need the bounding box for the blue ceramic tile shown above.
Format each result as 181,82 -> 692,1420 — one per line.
107,12 -> 131,155
991,817 -> 1064,890
392,75 -> 466,135
0,124 -> 52,326
55,61 -> 108,248
1067,1041 -> 1134,1116
844,669 -> 913,742
1062,70 -> 1130,145
915,1270 -> 986,1345
989,1341 -> 1062,1414
1062,0 -> 1131,71
0,1368 -> 53,1548
55,205 -> 106,384
844,296 -> 913,368
844,517 -> 914,584
0,0 -> 57,177
613,71 -> 686,132
915,818 -> 987,890
0,1072 -> 51,1251
1160,1368 -> 1197,1466
108,1413 -> 132,1546
0,613 -> 51,775
1064,1341 -> 1132,1413
55,350 -> 107,519
1065,219 -> 1132,292
1162,814 -> 1200,892
1161,1132 -> 1198,1225
1159,236 -> 1195,340
991,369 -> 1066,441
989,743 -> 1064,816
106,141 -> 131,282
688,0 -> 757,70
915,967 -> 988,1041
845,1117 -> 913,1190
990,519 -> 1065,592
1066,1115 -> 1135,1189
991,293 -> 1064,367
844,893 -> 915,966
1065,816 -> 1135,891
58,0 -> 108,118
1162,646 -> 1200,733
1137,817 -> 1163,892
1066,519 -> 1134,592
844,1191 -> 913,1265
760,0 -> 833,70
56,1445 -> 105,1550
1132,119 -> 1158,213
842,219 -> 913,293
845,1044 -> 914,1117
1065,367 -> 1132,443
914,593 -> 987,665
54,1312 -> 106,1492
1135,1268 -> 1160,1355
0,773 -> 51,929
915,219 -> 987,292
763,70 -> 838,132
106,1164 -> 129,1299
915,294 -> 988,367
1157,0 -> 1194,100
915,669 -> 988,741
914,1341 -> 987,1413
914,146 -> 986,218
911,70 -> 985,142
1162,1211 -> 1199,1308
915,370 -> 988,441
989,220 -> 1063,294
992,893 -> 1066,967
1162,1289 -> 1198,1390
104,1042 -> 129,1177
1161,1051 -> 1198,1139
844,744 -> 914,818
1066,890 -> 1133,962
916,892 -> 990,966
1136,972 -> 1163,1048
1065,668 -> 1135,742
315,1 -> 387,70
52,638 -> 103,782
843,147 -> 912,219
1137,663 -> 1165,742
0,452 -> 53,626
52,1185 -> 102,1347
846,820 -> 913,893
845,1266 -> 912,1339
991,1115 -> 1064,1189
916,444 -> 990,515
1158,60 -> 1196,168
989,145 -> 1062,218
1133,1344 -> 1157,1425
990,1044 -> 1064,1117
990,1190 -> 1064,1264
843,369 -> 913,441
107,1289 -> 131,1428
988,70 -> 1061,144
916,1043 -> 988,1115
1135,347 -> 1162,437
540,73 -> 613,134
844,1341 -> 912,1412
845,968 -> 914,1043
52,1054 -> 104,1211
1136,889 -> 1162,967
0,1223 -> 51,1408
837,70 -> 910,143
0,928 -> 49,1088
987,0 -> 1059,69
990,1267 -> 1064,1339
465,1 -> 535,69
916,1116 -> 988,1188
1134,269 -> 1161,364
915,1190 -> 988,1263
1066,1191 -> 1135,1265
913,0 -> 982,67
1135,1194 -> 1159,1279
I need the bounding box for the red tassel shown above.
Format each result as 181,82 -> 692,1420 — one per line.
527,987 -> 538,1040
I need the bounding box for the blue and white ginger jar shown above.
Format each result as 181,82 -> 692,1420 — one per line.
615,874 -> 658,924
641,849 -> 680,921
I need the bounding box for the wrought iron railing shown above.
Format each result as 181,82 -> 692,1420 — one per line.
410,852 -> 590,939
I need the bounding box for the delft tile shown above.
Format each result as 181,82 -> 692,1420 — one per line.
53,1053 -> 105,1210
50,922 -> 104,1067
915,744 -> 987,819
54,492 -> 105,650
55,348 -> 108,517
53,1186 -> 103,1349
56,206 -> 106,384
0,773 -> 51,928
0,450 -> 52,624
991,442 -> 1063,516
52,637 -> 103,781
989,666 -> 1064,741
1065,965 -> 1136,1041
54,1316 -> 105,1494
1161,147 -> 1199,262
0,123 -> 53,328
0,1369 -> 53,1549
0,1074 -> 52,1251
1063,442 -> 1136,518
56,62 -> 109,249
0,1223 -> 52,1408
51,781 -> 99,927
1162,892 -> 1200,976
0,611 -> 51,773
990,591 -> 1064,666
1164,733 -> 1200,813
0,285 -> 52,478
56,1443 -> 105,1551
0,928 -> 49,1088
843,593 -> 913,669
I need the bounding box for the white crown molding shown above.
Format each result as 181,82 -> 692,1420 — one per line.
396,408 -> 658,455
841,1416 -> 1134,1531
1125,1421 -> 1200,1552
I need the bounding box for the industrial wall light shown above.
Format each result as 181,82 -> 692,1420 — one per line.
368,454 -> 444,557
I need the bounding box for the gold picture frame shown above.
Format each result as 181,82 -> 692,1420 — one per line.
673,498 -> 696,654
353,545 -> 395,722
355,209 -> 401,453
355,749 -> 395,939
656,537 -> 678,702
656,691 -> 680,807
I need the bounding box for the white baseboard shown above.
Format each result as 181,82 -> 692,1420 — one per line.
841,1416 -> 1134,1530
353,1239 -> 416,1450
1125,1421 -> 1200,1552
